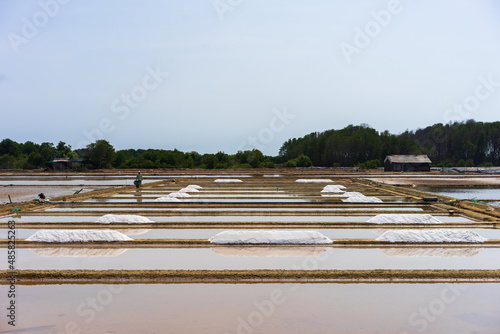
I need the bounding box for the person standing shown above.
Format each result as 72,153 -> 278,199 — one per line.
134,170 -> 143,188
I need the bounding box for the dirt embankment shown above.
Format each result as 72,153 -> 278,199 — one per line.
2,269 -> 500,284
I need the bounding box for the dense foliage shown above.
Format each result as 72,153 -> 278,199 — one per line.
0,139 -> 275,169
1,120 -> 499,169
279,121 -> 500,167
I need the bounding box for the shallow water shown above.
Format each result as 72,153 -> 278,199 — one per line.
84,198 -> 316,203
3,228 -> 499,240
44,207 -> 426,212
417,186 -> 500,201
0,215 -> 473,223
2,247 -> 497,270
0,179 -> 155,186
1,283 -> 498,334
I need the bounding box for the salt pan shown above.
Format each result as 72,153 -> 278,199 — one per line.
341,192 -> 382,203
368,214 -> 442,224
211,246 -> 330,257
31,247 -> 128,257
376,229 -> 487,243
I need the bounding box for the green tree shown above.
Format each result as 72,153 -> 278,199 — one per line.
85,140 -> 115,168
0,139 -> 21,157
0,154 -> 16,169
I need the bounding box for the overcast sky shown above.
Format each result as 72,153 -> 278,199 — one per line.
1,0 -> 500,155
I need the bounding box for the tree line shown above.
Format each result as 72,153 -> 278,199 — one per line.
279,120 -> 500,168
0,139 -> 276,169
1,120 -> 499,169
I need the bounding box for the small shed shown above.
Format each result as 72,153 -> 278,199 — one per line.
47,158 -> 72,171
384,155 -> 431,172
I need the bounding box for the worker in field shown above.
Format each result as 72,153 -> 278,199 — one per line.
38,193 -> 46,203
134,170 -> 143,188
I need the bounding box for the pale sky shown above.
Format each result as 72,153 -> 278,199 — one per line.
1,0 -> 500,155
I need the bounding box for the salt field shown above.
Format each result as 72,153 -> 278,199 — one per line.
2,171 -> 500,333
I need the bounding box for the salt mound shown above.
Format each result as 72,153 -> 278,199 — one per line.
31,247 -> 129,257
342,192 -> 382,203
179,185 -> 201,193
209,230 -> 333,244
186,185 -> 202,189
214,179 -> 243,183
321,185 -> 346,193
368,214 -> 442,224
168,192 -> 191,198
376,229 -> 487,243
296,179 -> 333,183
211,246 -> 330,257
154,196 -> 182,202
95,214 -> 154,224
26,230 -> 133,242
381,247 -> 483,258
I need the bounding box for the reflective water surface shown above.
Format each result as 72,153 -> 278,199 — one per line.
0,283 -> 499,334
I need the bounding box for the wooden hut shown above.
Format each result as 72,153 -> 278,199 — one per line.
384,155 -> 431,172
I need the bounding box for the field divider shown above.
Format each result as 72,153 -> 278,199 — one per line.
2,269 -> 500,284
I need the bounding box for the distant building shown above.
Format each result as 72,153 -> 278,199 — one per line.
46,158 -> 72,171
384,155 -> 432,172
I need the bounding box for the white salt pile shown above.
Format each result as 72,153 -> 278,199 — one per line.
154,196 -> 182,202
179,185 -> 202,193
368,214 -> 442,224
214,179 -> 243,183
209,230 -> 333,245
26,230 -> 133,242
296,179 -> 333,183
321,185 -> 346,193
167,192 -> 191,198
376,229 -> 487,243
154,190 -> 193,201
95,214 -> 154,224
341,192 -> 382,203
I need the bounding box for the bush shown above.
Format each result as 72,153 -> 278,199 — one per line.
285,155 -> 312,168
263,161 -> 275,168
358,159 -> 381,169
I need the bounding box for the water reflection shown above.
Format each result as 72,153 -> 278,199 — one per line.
211,246 -> 330,257
381,247 -> 483,257
30,247 -> 129,257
